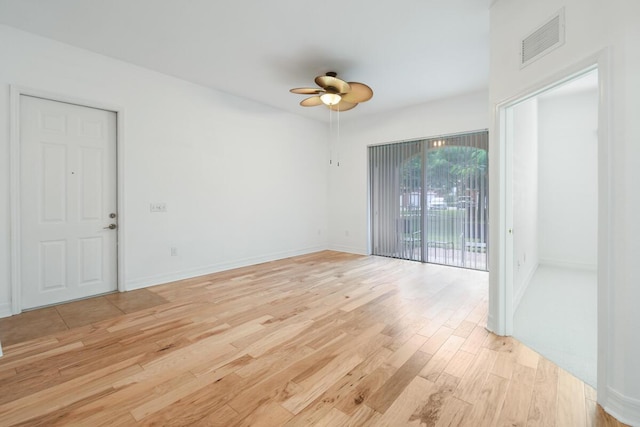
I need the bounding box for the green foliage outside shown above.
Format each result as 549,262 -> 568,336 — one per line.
399,145 -> 488,250
401,146 -> 488,201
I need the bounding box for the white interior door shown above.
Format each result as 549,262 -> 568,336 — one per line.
20,95 -> 117,310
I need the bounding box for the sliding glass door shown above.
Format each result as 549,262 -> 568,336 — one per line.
370,131 -> 488,270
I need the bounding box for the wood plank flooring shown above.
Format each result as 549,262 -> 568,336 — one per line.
0,251 -> 627,426
0,289 -> 168,346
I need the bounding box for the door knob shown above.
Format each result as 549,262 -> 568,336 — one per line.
103,224 -> 117,230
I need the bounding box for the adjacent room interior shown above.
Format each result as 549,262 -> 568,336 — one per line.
509,70 -> 599,387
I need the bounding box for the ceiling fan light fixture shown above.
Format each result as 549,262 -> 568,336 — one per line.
320,93 -> 342,106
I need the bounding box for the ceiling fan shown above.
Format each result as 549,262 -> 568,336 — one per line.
290,72 -> 373,112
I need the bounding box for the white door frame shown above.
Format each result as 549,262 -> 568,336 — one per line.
9,86 -> 126,314
491,49 -> 612,395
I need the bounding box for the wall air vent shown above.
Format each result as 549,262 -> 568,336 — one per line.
521,8 -> 565,68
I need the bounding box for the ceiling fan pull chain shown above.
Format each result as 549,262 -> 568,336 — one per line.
329,108 -> 333,165
336,106 -> 340,167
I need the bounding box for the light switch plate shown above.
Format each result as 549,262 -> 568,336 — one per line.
150,202 -> 167,212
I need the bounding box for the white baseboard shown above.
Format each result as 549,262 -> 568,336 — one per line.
327,244 -> 368,255
124,245 -> 327,291
486,313 -> 497,334
0,302 -> 12,319
603,386 -> 640,427
538,258 -> 597,272
0,304 -> 8,356
0,303 -> 12,354
513,263 -> 539,312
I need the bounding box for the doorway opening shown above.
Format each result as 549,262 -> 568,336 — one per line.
504,69 -> 599,386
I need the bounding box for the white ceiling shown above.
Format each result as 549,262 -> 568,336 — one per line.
0,0 -> 490,122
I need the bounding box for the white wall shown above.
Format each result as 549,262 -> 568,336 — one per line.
489,0 -> 640,423
538,87 -> 598,269
511,98 -> 539,307
0,25 -> 329,316
328,90 -> 489,254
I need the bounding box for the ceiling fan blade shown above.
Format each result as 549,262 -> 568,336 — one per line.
290,87 -> 323,95
300,96 -> 324,107
341,82 -> 373,103
328,100 -> 358,112
315,75 -> 351,94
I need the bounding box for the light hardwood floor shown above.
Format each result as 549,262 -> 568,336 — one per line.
0,251 -> 626,426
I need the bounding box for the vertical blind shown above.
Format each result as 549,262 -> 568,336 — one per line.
369,130 -> 488,270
